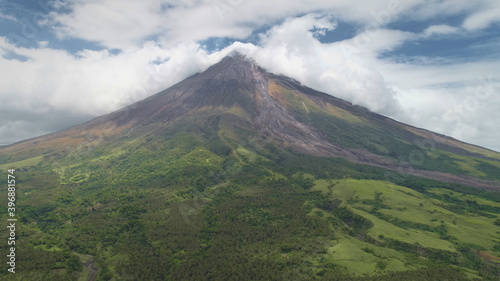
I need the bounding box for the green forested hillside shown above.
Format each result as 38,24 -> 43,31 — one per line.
1,127 -> 499,281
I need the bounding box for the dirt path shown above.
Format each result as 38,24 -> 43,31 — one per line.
302,101 -> 309,113
84,256 -> 98,281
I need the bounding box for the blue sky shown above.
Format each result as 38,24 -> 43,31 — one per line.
0,0 -> 499,151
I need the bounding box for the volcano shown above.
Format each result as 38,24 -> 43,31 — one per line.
1,53 -> 500,280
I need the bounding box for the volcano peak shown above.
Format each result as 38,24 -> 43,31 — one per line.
200,51 -> 261,82
221,51 -> 256,64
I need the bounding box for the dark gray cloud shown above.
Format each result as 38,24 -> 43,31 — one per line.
0,105 -> 93,145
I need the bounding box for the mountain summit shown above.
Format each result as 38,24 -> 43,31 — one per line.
1,53 -> 500,280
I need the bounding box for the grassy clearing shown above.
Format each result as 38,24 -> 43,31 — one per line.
325,233 -> 425,276
427,188 -> 500,209
354,208 -> 457,251
313,179 -> 500,256
0,155 -> 43,170
236,147 -> 261,162
437,150 -> 500,179
177,147 -> 223,166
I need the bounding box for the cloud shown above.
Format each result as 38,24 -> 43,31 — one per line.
49,0 -> 167,49
376,58 -> 500,151
422,25 -> 461,37
405,0 -> 500,32
20,0 -> 500,51
0,37 -> 217,116
0,12 -> 18,22
463,9 -> 500,30
0,106 -> 93,146
406,0 -> 477,20
242,15 -> 408,116
45,0 -> 419,50
1,11 -> 405,120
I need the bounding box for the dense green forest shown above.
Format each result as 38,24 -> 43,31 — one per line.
1,128 -> 499,281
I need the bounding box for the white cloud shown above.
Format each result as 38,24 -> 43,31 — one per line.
376,58 -> 500,151
46,0 -> 420,50
50,0 -> 167,49
463,9 -> 500,30
462,0 -> 500,30
422,25 -> 461,37
0,12 -> 18,22
0,37 -> 217,116
37,40 -> 49,48
240,15 -> 408,116
407,0 -> 477,20
2,11 -> 405,119
37,0 -> 500,51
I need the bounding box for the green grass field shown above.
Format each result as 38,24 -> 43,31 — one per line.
311,178 -> 500,271
0,155 -> 43,170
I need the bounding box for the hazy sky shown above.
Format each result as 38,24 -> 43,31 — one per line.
0,0 -> 499,151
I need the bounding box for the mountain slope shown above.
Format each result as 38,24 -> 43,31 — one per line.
2,53 -> 499,189
1,53 -> 500,280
